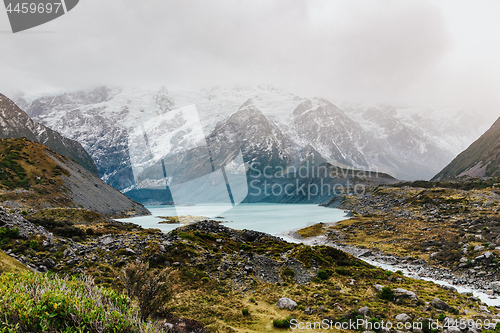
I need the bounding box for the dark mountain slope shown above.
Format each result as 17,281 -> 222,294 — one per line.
0,138 -> 148,217
433,116 -> 500,180
0,94 -> 98,175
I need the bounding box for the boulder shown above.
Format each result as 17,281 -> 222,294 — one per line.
276,297 -> 297,310
490,281 -> 500,293
374,284 -> 384,292
358,306 -> 370,317
395,313 -> 411,322
474,245 -> 485,251
430,298 -> 450,310
393,288 -> 418,305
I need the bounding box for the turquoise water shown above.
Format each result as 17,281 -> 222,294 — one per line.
115,203 -> 347,241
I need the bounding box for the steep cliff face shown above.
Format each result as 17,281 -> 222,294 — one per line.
0,94 -> 98,176
433,117 -> 500,180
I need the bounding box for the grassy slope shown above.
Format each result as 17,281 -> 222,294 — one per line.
0,249 -> 27,273
0,137 -> 74,209
309,184 -> 500,271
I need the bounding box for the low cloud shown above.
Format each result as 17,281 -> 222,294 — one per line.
1,0 -> 499,120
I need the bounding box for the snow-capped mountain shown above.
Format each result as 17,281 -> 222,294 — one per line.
13,85 -> 490,192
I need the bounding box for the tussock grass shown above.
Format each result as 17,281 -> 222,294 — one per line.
0,250 -> 27,274
0,270 -> 165,333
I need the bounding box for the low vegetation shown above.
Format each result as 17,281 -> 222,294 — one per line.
0,270 -> 164,333
1,218 -> 496,332
319,183 -> 500,272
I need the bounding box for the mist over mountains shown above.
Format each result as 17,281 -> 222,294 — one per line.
13,86 -> 490,193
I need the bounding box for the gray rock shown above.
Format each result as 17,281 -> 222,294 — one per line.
490,281 -> 500,293
276,297 -> 297,310
430,298 -> 450,310
43,258 -> 56,268
374,284 -> 385,292
395,313 -> 411,322
125,248 -> 136,255
102,237 -> 114,245
443,327 -> 461,333
304,307 -> 315,315
358,306 -> 370,317
359,250 -> 373,257
474,245 -> 485,251
393,288 -> 418,304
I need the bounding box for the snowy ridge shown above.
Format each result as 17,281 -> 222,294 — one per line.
13,86 -> 491,190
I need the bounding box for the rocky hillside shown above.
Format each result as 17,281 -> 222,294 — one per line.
433,116 -> 500,180
0,93 -> 98,175
0,138 -> 148,217
0,208 -> 497,332
315,180 -> 500,293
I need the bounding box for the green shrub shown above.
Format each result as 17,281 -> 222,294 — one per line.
26,217 -> 86,240
0,228 -> 19,241
242,308 -> 249,316
335,267 -> 351,276
281,267 -> 295,279
368,318 -> 382,333
29,240 -> 39,250
178,232 -> 195,241
437,313 -> 446,321
0,271 -> 163,332
421,319 -> 432,333
239,243 -> 251,251
317,269 -> 328,280
201,277 -> 209,284
378,287 -> 394,301
273,318 -> 291,328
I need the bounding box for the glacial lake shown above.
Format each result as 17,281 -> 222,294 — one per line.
115,203 -> 347,242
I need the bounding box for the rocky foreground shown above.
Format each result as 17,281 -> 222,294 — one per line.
303,183 -> 500,303
2,204 -> 500,332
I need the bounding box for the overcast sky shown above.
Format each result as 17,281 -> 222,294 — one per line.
1,0 -> 499,119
